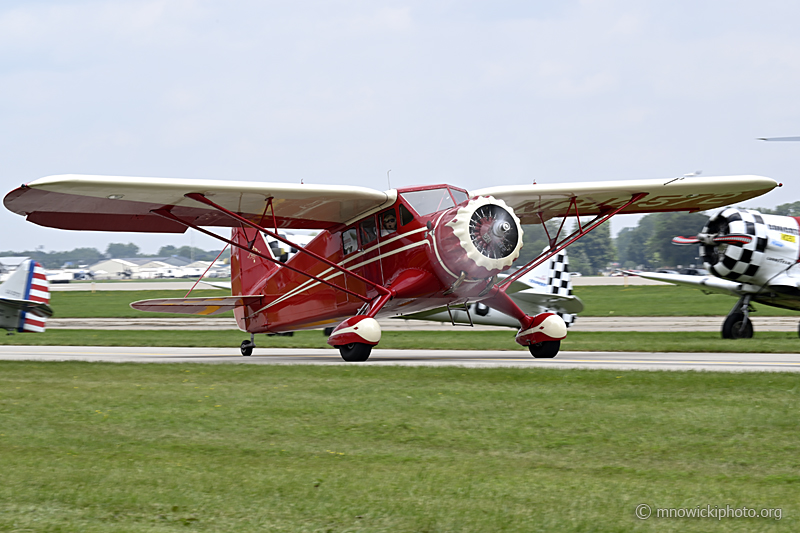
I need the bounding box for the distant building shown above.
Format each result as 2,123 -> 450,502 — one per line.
87,256 -> 228,279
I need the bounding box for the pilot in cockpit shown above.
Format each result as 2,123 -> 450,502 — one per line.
380,211 -> 397,236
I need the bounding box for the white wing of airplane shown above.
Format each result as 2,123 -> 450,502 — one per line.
473,175 -> 776,224
622,271 -> 754,298
4,174 -> 397,232
4,174 -> 777,231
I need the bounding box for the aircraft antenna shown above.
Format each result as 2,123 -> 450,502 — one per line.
665,170 -> 702,185
387,169 -> 392,189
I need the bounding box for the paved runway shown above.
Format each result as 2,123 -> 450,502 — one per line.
1,346 -> 798,372
45,316 -> 800,332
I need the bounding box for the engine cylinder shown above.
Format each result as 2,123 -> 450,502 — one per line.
430,196 -> 523,280
700,208 -> 767,282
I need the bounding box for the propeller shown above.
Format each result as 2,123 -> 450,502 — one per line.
672,234 -> 753,246
758,136 -> 800,141
468,204 -> 519,259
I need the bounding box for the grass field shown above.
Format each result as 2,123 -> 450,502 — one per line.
4,329 -> 800,353
49,290 -> 232,319
1,362 -> 795,532
46,285 -> 800,319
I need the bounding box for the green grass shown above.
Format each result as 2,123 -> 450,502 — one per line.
47,285 -> 800,319
574,285 -> 800,317
0,363 -> 796,532
50,290 -> 234,319
5,329 -> 800,353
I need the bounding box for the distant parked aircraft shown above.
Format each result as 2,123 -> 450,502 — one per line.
0,259 -> 52,333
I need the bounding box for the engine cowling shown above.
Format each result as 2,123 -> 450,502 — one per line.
430,196 -> 523,281
699,208 -> 768,283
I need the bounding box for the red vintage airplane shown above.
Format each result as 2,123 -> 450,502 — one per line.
4,174 -> 778,360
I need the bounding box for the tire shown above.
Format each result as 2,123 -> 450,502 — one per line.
528,340 -> 560,358
240,341 -> 254,356
323,327 -> 334,336
337,342 -> 372,362
722,312 -> 753,339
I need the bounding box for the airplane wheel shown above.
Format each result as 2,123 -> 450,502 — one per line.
528,340 -> 560,358
240,341 -> 254,356
337,342 -> 372,362
323,327 -> 335,336
722,313 -> 753,339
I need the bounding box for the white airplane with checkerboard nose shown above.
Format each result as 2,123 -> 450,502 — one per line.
628,207 -> 800,339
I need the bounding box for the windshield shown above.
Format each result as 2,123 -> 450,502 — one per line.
450,188 -> 469,205
400,188 -> 456,216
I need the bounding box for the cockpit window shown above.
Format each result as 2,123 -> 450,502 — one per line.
450,189 -> 469,205
399,204 -> 414,226
342,228 -> 358,255
359,216 -> 378,245
400,188 -> 456,216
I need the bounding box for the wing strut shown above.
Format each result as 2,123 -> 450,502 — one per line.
498,193 -> 648,291
182,193 -> 391,298
151,209 -> 374,303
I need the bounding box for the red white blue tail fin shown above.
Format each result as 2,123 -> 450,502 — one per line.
0,260 -> 52,333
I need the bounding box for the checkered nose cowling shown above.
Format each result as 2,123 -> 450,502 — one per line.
700,208 -> 767,282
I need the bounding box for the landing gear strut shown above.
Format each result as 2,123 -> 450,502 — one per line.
722,296 -> 754,339
241,333 -> 255,356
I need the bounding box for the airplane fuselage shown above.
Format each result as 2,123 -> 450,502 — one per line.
232,184 -> 518,333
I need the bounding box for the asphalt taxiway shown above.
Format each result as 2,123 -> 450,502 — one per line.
1,346 -> 799,372
45,316 -> 800,332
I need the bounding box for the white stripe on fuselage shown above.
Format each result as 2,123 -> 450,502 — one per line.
254,228 -> 429,313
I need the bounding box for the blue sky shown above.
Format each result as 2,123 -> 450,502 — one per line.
2,0 -> 799,253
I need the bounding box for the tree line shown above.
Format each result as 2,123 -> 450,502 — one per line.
516,200 -> 799,275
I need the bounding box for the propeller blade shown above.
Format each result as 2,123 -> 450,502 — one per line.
758,136 -> 800,141
673,234 -> 753,246
713,234 -> 753,245
672,236 -> 700,245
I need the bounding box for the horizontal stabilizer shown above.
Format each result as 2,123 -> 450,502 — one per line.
511,291 -> 585,315
623,270 -> 746,297
131,295 -> 263,316
201,280 -> 232,290
0,297 -> 53,317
